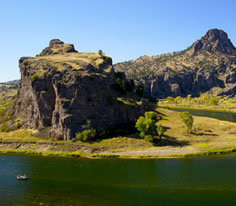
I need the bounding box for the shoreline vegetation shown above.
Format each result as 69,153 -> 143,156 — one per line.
1,106 -> 236,159
158,95 -> 236,113
159,104 -> 236,113
1,146 -> 236,159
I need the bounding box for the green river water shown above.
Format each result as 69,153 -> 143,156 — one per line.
169,108 -> 236,122
1,109 -> 236,206
1,155 -> 236,206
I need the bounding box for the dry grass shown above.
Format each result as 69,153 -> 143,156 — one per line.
1,107 -> 236,157
27,52 -> 112,78
157,107 -> 236,151
81,137 -> 153,152
0,87 -> 18,102
0,129 -> 48,143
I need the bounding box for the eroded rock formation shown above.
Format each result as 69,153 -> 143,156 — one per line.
15,40 -> 144,140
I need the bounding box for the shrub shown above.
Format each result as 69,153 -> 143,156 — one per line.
0,123 -> 11,132
98,49 -> 103,55
179,112 -> 193,133
135,111 -> 158,142
31,74 -> 38,84
115,72 -> 127,94
15,118 -> 22,129
167,96 -> 175,103
76,129 -> 96,142
116,98 -> 135,107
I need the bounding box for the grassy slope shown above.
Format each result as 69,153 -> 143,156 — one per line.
1,106 -> 236,158
29,52 -> 112,78
114,50 -> 236,80
0,85 -> 18,102
157,108 -> 236,151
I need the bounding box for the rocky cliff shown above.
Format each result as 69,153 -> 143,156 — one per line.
114,29 -> 236,98
14,40 -> 144,140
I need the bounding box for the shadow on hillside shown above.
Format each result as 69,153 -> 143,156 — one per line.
156,111 -> 166,117
192,132 -> 218,136
192,129 -> 218,136
153,135 -> 190,147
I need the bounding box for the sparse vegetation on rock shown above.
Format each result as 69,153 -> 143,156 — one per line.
114,29 -> 236,98
14,39 -> 144,140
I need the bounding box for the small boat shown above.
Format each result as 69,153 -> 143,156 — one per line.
17,174 -> 28,180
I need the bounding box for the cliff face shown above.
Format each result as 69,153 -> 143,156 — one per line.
115,29 -> 236,98
188,29 -> 235,55
15,40 -> 144,140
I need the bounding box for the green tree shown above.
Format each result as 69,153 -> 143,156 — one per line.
135,112 -> 158,142
167,96 -> 174,103
187,94 -> 192,102
156,124 -> 166,139
179,112 -> 193,133
98,49 -> 103,55
76,129 -> 96,142
209,96 -> 219,105
175,96 -> 182,104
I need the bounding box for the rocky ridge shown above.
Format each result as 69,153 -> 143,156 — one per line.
14,40 -> 144,140
114,29 -> 236,98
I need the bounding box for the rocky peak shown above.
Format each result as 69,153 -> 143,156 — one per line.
49,39 -> 64,47
38,39 -> 78,56
189,29 -> 235,55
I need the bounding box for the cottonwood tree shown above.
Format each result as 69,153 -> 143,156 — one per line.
135,111 -> 158,142
179,112 -> 193,133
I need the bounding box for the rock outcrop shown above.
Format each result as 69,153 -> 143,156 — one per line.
189,29 -> 235,55
115,29 -> 236,98
39,39 -> 77,56
14,40 -> 144,140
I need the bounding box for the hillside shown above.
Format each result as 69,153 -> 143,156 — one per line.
0,80 -> 20,86
0,84 -> 18,102
114,29 -> 236,98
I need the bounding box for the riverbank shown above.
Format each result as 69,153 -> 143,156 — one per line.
1,145 -> 236,159
1,107 -> 236,159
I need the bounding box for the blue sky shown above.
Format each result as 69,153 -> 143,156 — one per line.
0,0 -> 236,82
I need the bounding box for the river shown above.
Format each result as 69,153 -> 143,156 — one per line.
2,109 -> 236,206
169,108 -> 236,123
1,154 -> 236,206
